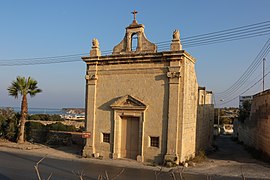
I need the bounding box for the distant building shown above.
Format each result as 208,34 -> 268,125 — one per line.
82,13 -> 213,165
239,95 -> 253,108
196,87 -> 214,152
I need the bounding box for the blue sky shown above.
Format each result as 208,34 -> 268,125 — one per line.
0,1 -> 269,108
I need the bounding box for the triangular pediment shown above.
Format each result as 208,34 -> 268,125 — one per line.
110,95 -> 147,110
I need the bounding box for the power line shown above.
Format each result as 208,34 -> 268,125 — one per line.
184,32 -> 270,48
155,32 -> 270,50
0,20 -> 270,66
216,65 -> 267,104
156,20 -> 270,48
220,69 -> 270,105
183,24 -> 269,43
154,20 -> 270,45
182,21 -> 270,41
216,39 -> 270,99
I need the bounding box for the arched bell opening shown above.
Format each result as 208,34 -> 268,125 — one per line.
131,33 -> 138,52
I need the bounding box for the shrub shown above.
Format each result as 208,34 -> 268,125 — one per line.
26,121 -> 45,129
47,122 -> 76,132
0,108 -> 19,141
25,121 -> 47,143
4,120 -> 18,141
28,114 -> 64,121
49,114 -> 63,121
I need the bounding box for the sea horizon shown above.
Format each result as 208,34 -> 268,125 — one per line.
12,107 -> 63,115
1,107 -> 65,115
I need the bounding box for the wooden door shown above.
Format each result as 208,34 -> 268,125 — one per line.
121,116 -> 139,159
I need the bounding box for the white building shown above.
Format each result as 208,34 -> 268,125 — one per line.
239,95 -> 253,108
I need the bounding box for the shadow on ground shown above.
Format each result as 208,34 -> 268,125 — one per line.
209,135 -> 267,164
49,144 -> 83,157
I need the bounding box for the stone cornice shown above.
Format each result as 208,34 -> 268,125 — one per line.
82,50 -> 196,65
110,95 -> 148,111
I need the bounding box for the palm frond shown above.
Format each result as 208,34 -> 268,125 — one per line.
7,76 -> 42,98
27,77 -> 42,97
29,88 -> 42,97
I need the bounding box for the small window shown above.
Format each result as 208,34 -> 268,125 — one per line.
131,33 -> 138,51
150,136 -> 159,148
103,133 -> 110,143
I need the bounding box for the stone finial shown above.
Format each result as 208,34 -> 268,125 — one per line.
170,29 -> 182,51
92,38 -> 99,49
173,30 -> 180,41
90,38 -> 101,57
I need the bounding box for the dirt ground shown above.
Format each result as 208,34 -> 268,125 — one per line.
1,136 -> 270,179
0,138 -> 81,159
182,135 -> 270,179
0,138 -> 155,171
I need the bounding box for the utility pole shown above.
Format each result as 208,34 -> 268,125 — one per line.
217,99 -> 224,135
263,58 -> 266,92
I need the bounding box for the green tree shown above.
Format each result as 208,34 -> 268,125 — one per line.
7,76 -> 42,143
238,100 -> 251,122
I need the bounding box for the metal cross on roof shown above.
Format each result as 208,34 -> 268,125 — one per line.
131,10 -> 138,20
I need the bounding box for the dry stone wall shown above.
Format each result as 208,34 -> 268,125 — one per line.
235,89 -> 270,156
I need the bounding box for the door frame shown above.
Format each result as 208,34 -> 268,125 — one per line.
110,95 -> 148,162
111,110 -> 145,161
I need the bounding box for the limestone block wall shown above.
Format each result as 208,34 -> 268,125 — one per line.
250,90 -> 270,156
235,89 -> 270,157
178,57 -> 198,162
196,88 -> 214,153
94,62 -> 169,162
196,104 -> 214,152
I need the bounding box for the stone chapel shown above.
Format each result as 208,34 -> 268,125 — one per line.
82,13 -> 212,165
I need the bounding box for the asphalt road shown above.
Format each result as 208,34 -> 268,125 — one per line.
0,149 -> 246,180
0,150 -> 205,180
1,136 -> 269,180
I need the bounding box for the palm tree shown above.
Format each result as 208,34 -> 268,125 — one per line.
7,76 -> 42,143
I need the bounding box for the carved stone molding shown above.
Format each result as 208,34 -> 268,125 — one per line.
110,94 -> 147,110
167,71 -> 181,79
85,74 -> 98,80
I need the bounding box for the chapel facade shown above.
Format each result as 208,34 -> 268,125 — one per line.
82,14 -> 208,164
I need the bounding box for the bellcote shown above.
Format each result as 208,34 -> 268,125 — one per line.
87,11 -> 184,59
112,11 -> 157,55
